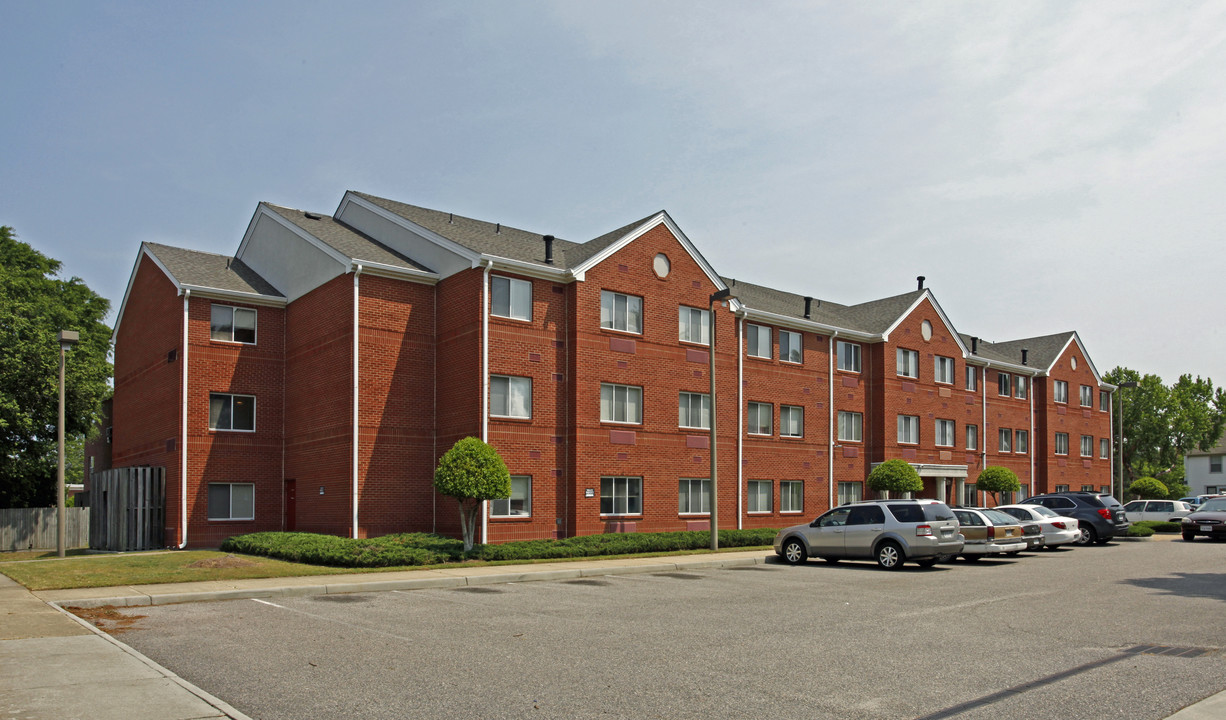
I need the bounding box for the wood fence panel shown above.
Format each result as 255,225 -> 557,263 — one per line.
0,507 -> 90,551
89,467 -> 164,551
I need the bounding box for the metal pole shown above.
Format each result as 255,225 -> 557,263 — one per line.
709,295 -> 718,552
1117,389 -> 1123,501
57,343 -> 66,558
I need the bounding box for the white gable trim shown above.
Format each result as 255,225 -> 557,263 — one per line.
1045,333 -> 1104,385
179,285 -> 287,306
569,212 -> 726,293
337,192 -> 482,265
237,203 -> 351,269
880,291 -> 971,357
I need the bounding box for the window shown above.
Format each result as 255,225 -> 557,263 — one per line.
1100,438 -> 1109,459
966,424 -> 978,450
678,478 -> 711,514
1054,380 -> 1068,403
779,330 -> 802,364
935,356 -> 954,384
490,376 -> 532,418
1081,484 -> 1094,492
600,290 -> 642,333
1015,376 -> 1027,400
601,383 -> 642,424
837,481 -> 862,506
837,341 -> 861,373
897,348 -> 919,378
678,306 -> 710,345
748,480 -> 772,513
678,392 -> 710,429
935,419 -> 955,447
208,483 -> 254,520
600,476 -> 642,515
1055,432 -> 1069,455
1080,435 -> 1093,457
963,483 -> 978,507
209,393 -> 255,431
1055,484 -> 1070,493
838,411 -> 863,442
492,476 -> 531,517
999,428 -> 1011,453
898,415 -> 919,444
747,324 -> 771,358
1080,385 -> 1093,407
780,405 -> 803,437
781,481 -> 803,512
210,304 -> 256,344
1100,390 -> 1110,411
491,276 -> 532,321
965,366 -> 978,391
1211,455 -> 1223,473
1015,430 -> 1028,454
998,372 -> 1012,397
747,402 -> 773,435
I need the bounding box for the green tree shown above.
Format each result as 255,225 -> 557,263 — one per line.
0,227 -> 112,508
866,459 -> 922,498
1128,476 -> 1168,500
433,437 -> 512,551
976,466 -> 1020,506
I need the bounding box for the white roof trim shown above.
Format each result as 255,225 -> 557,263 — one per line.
236,203 -> 351,269
1045,332 -> 1104,385
178,284 -> 287,306
880,290 -> 971,357
478,254 -> 572,281
352,260 -> 440,285
739,307 -> 877,342
338,192 -> 483,264
569,212 -> 726,293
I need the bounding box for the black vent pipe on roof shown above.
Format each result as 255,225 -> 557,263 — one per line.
543,235 -> 555,264
495,223 -> 501,234
803,296 -> 813,319
971,336 -> 979,354
917,276 -> 926,291
1021,348 -> 1029,366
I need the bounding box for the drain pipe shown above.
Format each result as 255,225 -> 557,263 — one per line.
736,313 -> 744,529
828,331 -> 837,510
179,290 -> 191,548
352,265 -> 363,539
481,260 -> 492,544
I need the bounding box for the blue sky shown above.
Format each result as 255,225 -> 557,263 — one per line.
3,1 -> 1224,385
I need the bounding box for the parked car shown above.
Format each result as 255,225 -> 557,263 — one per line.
1123,499 -> 1193,523
774,499 -> 963,570
1180,497 -> 1226,542
1023,492 -> 1130,545
995,504 -> 1081,548
945,507 -> 1027,561
1178,495 -> 1223,507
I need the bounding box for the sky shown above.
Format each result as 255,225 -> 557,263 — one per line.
3,0 -> 1224,386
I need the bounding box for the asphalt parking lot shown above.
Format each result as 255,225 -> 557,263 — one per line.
110,539 -> 1226,720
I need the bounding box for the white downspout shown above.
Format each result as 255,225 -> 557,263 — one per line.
179,290 -> 190,548
736,314 -> 744,529
352,265 -> 363,539
981,364 -> 989,471
1109,391 -> 1115,498
828,332 -> 837,510
1028,377 -> 1035,498
481,260 -> 492,544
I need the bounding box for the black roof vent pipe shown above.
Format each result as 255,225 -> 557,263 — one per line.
971,337 -> 979,354
1021,348 -> 1029,366
803,296 -> 813,319
917,276 -> 926,291
543,235 -> 555,264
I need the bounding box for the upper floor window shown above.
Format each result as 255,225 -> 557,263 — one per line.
1015,430 -> 1028,454
747,402 -> 773,436
210,304 -> 256,344
1210,455 -> 1223,473
1015,376 -> 1027,400
837,341 -> 861,373
897,348 -> 919,378
838,411 -> 863,442
934,356 -> 954,384
491,476 -> 532,517
965,366 -> 978,391
1054,380 -> 1069,403
679,392 -> 711,430
1100,438 -> 1110,459
935,419 -> 955,447
998,428 -> 1011,453
747,324 -> 771,359
209,393 -> 255,432
780,405 -> 803,437
601,383 -> 642,424
600,290 -> 642,334
1100,390 -> 1110,411
1080,435 -> 1093,457
998,372 -> 1012,397
1055,432 -> 1069,455
779,330 -> 802,364
1080,385 -> 1093,407
491,276 -> 532,321
966,424 -> 978,450
897,415 -> 919,444
490,376 -> 532,418
678,306 -> 710,345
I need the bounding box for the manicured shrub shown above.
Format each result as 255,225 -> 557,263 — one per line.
866,459 -> 922,497
1128,477 -> 1168,500
1124,524 -> 1155,537
1133,520 -> 1182,534
976,466 -> 1020,505
434,437 -> 513,551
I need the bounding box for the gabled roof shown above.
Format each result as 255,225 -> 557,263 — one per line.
983,332 -> 1076,372
143,243 -> 283,298
262,204 -> 434,274
841,290 -> 927,336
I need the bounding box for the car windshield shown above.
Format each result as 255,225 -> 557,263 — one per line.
1099,495 -> 1122,508
982,509 -> 1018,525
1198,499 -> 1226,513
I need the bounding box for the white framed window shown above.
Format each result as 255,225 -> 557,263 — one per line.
1015,376 -> 1027,400
679,392 -> 711,430
998,373 -> 1012,397
601,383 -> 642,424
1080,385 -> 1093,407
600,290 -> 642,334
897,415 -> 919,444
1100,438 -> 1109,459
491,276 -> 532,321
837,341 -> 861,373
838,411 -> 863,442
1210,455 -> 1223,473
747,324 -> 771,358
748,480 -> 772,513
999,428 -> 1011,453
780,405 -> 803,437
678,306 -> 710,345
935,419 -> 955,447
966,424 -> 978,450
837,481 -> 862,506
1055,484 -> 1069,492
897,348 -> 919,378
1054,380 -> 1069,403
491,476 -> 531,517
779,330 -> 802,364
209,393 -> 255,432
934,356 -> 954,384
963,483 -> 978,507
1055,432 -> 1069,455
1100,390 -> 1110,411
1015,430 -> 1028,454
490,376 -> 532,418
600,476 -> 642,515
208,483 -> 254,520
210,304 -> 256,344
1080,435 -> 1093,457
781,480 -> 803,512
747,402 -> 773,435
679,478 -> 711,514
965,366 -> 978,391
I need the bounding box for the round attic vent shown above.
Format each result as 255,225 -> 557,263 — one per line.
653,253 -> 670,279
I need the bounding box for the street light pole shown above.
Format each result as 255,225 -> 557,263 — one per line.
1116,380 -> 1138,502
57,330 -> 79,558
708,288 -> 732,552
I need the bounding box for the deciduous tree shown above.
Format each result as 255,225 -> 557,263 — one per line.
433,437 -> 511,551
866,459 -> 922,498
976,466 -> 1020,506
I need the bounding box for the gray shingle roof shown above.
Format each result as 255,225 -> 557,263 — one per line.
144,242 -> 283,298
721,278 -> 925,336
960,332 -> 1073,369
264,204 -> 433,274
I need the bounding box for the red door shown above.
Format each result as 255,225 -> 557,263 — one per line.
285,479 -> 296,531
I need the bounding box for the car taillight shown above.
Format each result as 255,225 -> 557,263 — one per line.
916,524 -> 933,536
1052,521 -> 1066,529
1097,508 -> 1111,520
987,525 -> 996,540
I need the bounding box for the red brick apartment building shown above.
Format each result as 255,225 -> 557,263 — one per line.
108,192 -> 1116,547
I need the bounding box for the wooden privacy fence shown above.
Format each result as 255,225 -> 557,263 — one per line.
90,467 -> 165,551
0,507 -> 90,551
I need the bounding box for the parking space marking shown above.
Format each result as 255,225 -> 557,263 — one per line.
246,597 -> 420,642
895,589 -> 1052,618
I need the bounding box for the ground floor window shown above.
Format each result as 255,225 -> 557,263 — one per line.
963,483 -> 978,507
837,481 -> 862,506
748,480 -> 772,513
492,475 -> 531,517
1055,484 -> 1069,492
1081,484 -> 1094,492
678,478 -> 711,514
600,476 -> 642,515
1019,483 -> 1029,500
781,481 -> 803,512
208,483 -> 254,520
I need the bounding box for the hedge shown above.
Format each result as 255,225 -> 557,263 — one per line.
1131,520 -> 1182,534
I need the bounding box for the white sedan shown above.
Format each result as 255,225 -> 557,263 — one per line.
995,504 -> 1080,548
1123,500 -> 1192,523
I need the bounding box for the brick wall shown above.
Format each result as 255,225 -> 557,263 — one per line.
1034,343 -> 1113,494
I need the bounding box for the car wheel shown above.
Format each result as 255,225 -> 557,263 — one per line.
1182,532 -> 1196,542
875,541 -> 904,570
781,538 -> 807,565
916,558 -> 938,568
823,557 -> 840,564
1075,524 -> 1097,546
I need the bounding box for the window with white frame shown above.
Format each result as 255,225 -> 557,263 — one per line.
600,290 -> 642,333
210,304 -> 256,344
1100,390 -> 1110,411
998,372 -> 1012,397
491,476 -> 532,517
1080,385 -> 1093,407
1055,432 -> 1069,455
779,330 -> 802,364
1054,380 -> 1069,403
747,324 -> 771,358
963,483 -> 978,507
935,419 -> 955,447
898,415 -> 919,444
837,481 -> 862,506
897,348 -> 919,378
838,411 -> 863,442
491,276 -> 532,321
490,376 -> 532,418
208,483 -> 254,520
748,480 -> 772,513
1080,435 -> 1093,457
935,356 -> 954,384
837,341 -> 861,373
780,405 -> 803,437
1211,455 -> 1223,473
781,480 -> 803,512
1015,430 -> 1028,454
600,476 -> 642,515
1100,438 -> 1109,459
1015,376 -> 1027,400
999,428 -> 1011,453
678,478 -> 711,514
678,392 -> 711,429
601,383 -> 642,424
966,424 -> 978,450
1055,484 -> 1069,492
678,306 -> 710,345
747,402 -> 773,435
966,366 -> 978,391
1081,484 -> 1094,492
209,393 -> 255,431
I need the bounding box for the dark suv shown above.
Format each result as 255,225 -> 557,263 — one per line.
1022,492 -> 1129,545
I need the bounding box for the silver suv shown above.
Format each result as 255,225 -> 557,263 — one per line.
773,499 -> 964,570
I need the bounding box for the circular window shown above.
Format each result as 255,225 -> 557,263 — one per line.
921,320 -> 933,342
653,253 -> 670,279
1070,357 -> 1078,370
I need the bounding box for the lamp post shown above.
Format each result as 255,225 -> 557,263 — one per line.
1116,380 -> 1138,502
57,330 -> 79,558
708,288 -> 733,551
